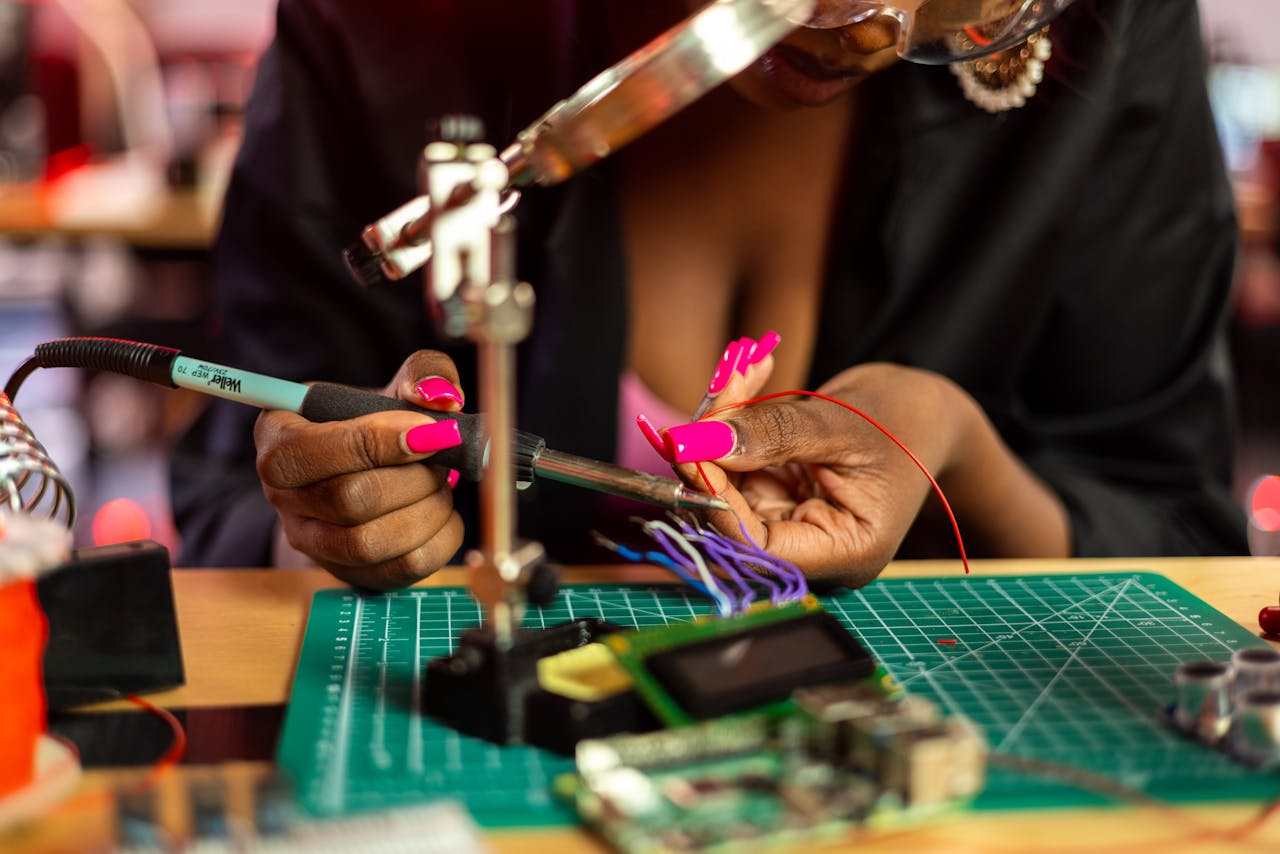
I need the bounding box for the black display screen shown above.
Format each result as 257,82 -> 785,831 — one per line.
644,611 -> 875,719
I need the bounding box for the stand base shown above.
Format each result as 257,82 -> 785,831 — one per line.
0,736 -> 82,831
423,618 -> 657,753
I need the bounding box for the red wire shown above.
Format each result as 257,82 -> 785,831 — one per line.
1221,794 -> 1280,841
50,693 -> 188,815
964,25 -> 993,46
699,389 -> 970,575
125,694 -> 188,789
961,796 -> 1280,853
694,461 -> 717,496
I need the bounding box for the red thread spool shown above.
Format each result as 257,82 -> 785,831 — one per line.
0,512 -> 78,828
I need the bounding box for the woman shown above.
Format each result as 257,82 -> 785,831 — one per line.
172,0 -> 1247,588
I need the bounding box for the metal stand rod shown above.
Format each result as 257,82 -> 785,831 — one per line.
477,334 -> 519,647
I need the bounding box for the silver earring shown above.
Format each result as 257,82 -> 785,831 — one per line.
951,27 -> 1052,113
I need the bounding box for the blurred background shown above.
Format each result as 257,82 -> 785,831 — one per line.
1200,1 -> 1280,554
0,0 -> 1276,556
0,0 -> 270,552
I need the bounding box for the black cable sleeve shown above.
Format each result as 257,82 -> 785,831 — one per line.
3,356 -> 40,401
31,338 -> 181,389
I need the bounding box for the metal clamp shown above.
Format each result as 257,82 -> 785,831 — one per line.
346,0 -> 812,288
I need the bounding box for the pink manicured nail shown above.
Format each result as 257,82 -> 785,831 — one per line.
748,330 -> 780,365
664,421 -> 735,463
732,336 -> 755,375
446,469 -> 460,489
415,377 -> 464,409
707,341 -> 744,396
404,419 -> 462,454
636,414 -> 673,461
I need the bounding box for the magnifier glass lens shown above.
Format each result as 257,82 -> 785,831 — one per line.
806,0 -> 885,29
804,0 -> 1070,64
902,0 -> 1044,63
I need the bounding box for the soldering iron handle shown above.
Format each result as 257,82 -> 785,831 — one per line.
299,383 -> 487,481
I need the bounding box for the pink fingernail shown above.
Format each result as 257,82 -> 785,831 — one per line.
748,331 -> 780,365
707,341 -> 744,396
733,337 -> 755,376
447,469 -> 460,489
636,414 -> 673,461
415,377 -> 464,410
404,419 -> 462,454
664,421 -> 735,463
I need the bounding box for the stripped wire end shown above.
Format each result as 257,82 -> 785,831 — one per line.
592,529 -> 712,599
597,513 -> 812,619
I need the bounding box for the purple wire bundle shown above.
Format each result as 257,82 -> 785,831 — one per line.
675,517 -> 808,607
634,515 -> 808,614
595,512 -> 809,616
640,520 -> 733,615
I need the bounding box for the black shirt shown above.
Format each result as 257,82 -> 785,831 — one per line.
172,0 -> 1247,568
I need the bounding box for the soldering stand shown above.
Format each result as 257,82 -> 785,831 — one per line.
420,121 -> 547,654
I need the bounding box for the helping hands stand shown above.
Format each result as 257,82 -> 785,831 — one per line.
419,125 -> 543,651
419,123 -> 638,747
367,0 -> 817,745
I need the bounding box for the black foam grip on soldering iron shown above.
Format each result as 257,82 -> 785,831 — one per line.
298,382 -> 544,483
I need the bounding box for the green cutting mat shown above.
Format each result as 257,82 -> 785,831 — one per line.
276,573 -> 1280,824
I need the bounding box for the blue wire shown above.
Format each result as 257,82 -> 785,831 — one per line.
643,551 -> 713,598
600,538 -> 712,598
644,522 -> 734,616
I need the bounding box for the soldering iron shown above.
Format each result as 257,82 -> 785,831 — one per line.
4,337 -> 727,514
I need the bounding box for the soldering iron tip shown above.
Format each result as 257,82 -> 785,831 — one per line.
676,489 -> 731,512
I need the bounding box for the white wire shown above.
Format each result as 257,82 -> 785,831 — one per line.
643,519 -> 734,617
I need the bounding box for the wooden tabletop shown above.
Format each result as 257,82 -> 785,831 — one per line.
9,557 -> 1280,853
0,179 -> 220,249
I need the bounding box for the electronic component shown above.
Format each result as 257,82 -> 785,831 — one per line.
1172,659 -> 1234,744
1260,604 -> 1280,637
1230,646 -> 1280,701
112,771 -> 487,854
115,788 -> 170,851
423,616 -> 658,753
423,598 -> 876,753
1231,691 -> 1280,768
564,682 -> 986,853
189,778 -> 234,843
38,539 -> 184,708
792,683 -> 986,811
1168,648 -> 1280,769
605,597 -> 876,726
537,642 -> 635,702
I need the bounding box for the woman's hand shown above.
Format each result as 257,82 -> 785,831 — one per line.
253,351 -> 468,589
656,361 -> 1070,586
